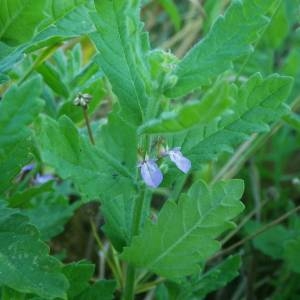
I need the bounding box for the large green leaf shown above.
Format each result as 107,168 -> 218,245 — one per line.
165,0 -> 280,97
35,113 -> 136,201
89,0 -> 153,125
0,76 -> 43,194
173,74 -> 293,169
0,0 -> 46,46
138,81 -> 232,134
0,202 -> 68,299
122,180 -> 244,280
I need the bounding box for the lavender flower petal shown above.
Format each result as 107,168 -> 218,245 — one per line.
34,173 -> 54,184
140,160 -> 163,188
168,148 -> 191,173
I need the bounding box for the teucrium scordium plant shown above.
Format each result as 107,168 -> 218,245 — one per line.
0,0 -> 297,299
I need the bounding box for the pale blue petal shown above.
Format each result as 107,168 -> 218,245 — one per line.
140,160 -> 163,188
168,149 -> 191,173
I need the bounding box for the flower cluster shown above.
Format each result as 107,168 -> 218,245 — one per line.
138,148 -> 191,188
73,93 -> 92,108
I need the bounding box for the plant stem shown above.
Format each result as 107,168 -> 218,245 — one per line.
212,205 -> 300,260
82,106 -> 95,145
136,278 -> 165,294
221,198 -> 269,245
123,189 -> 145,300
123,265 -> 136,300
18,43 -> 62,85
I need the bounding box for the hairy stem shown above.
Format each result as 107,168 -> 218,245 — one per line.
82,106 -> 95,145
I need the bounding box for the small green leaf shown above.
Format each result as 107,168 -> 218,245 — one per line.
0,202 -> 68,299
165,0 -> 279,97
122,180 -> 244,280
138,81 -> 232,134
63,261 -> 95,299
75,280 -> 116,300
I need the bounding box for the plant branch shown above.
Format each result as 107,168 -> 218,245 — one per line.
212,205 -> 300,260
90,220 -> 123,288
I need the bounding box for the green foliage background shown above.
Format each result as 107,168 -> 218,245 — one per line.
0,0 -> 300,299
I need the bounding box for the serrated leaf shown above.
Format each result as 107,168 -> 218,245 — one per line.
0,202 -> 68,299
35,114 -> 135,201
138,81 -> 232,134
122,180 -> 244,280
89,0 -> 153,125
165,0 -> 279,97
63,261 -> 95,299
0,77 -> 43,194
175,74 -> 293,169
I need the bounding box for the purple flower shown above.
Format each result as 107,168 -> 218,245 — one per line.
139,159 -> 163,188
166,147 -> 191,174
